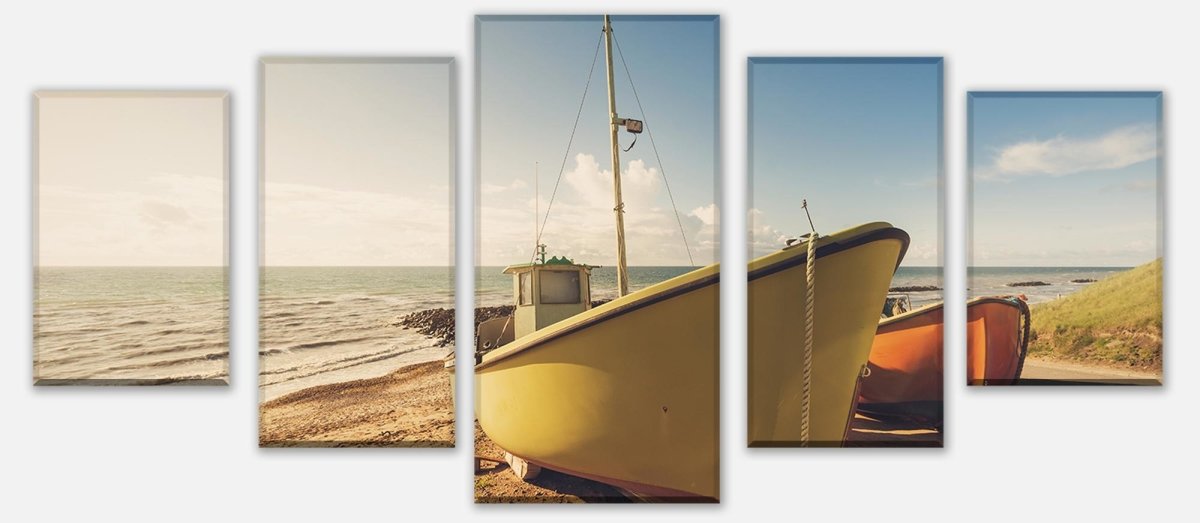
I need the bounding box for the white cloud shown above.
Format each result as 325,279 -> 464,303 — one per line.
747,208 -> 939,266
978,124 -> 1157,180
904,241 -> 938,264
481,153 -> 715,267
265,181 -> 451,266
563,153 -> 661,210
747,208 -> 790,258
691,203 -> 718,226
481,179 -> 527,195
39,173 -> 224,266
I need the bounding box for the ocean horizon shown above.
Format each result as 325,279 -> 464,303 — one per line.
477,265 -> 948,308
969,266 -> 1136,304
41,264 -> 1117,389
34,266 -> 228,383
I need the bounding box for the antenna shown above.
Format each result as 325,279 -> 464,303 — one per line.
802,199 -> 817,235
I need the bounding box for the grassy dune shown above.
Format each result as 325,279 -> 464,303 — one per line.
1028,258 -> 1162,369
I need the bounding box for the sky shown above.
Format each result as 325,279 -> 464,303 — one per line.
478,15 -> 718,267
37,93 -> 226,266
263,60 -> 452,266
970,93 -> 1161,267
748,59 -> 942,267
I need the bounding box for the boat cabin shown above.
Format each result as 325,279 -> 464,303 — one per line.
503,256 -> 593,338
475,253 -> 594,361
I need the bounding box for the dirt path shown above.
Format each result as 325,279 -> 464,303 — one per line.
1019,357 -> 1161,385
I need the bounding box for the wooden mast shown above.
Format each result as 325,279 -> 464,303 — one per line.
603,14 -> 630,297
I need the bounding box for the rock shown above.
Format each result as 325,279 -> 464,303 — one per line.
396,300 -> 613,347
1007,281 -> 1051,287
1071,278 -> 1097,283
888,285 -> 941,292
394,307 -> 463,347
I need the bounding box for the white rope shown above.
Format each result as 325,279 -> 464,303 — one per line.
800,231 -> 817,447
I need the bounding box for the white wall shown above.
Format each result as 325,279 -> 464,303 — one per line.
1,1 -> 1194,521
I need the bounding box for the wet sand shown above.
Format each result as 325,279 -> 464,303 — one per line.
259,359 -> 453,447
474,421 -> 627,503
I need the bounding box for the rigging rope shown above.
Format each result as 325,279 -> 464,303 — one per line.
529,32 -> 605,266
612,32 -> 697,267
800,200 -> 818,447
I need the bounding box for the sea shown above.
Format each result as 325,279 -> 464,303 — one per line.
259,266 -> 454,401
476,264 -> 1128,314
254,265 -> 1122,400
968,266 -> 1132,305
887,266 -> 943,307
477,265 -> 947,308
475,266 -> 697,307
37,265 -> 1105,390
34,267 -> 228,383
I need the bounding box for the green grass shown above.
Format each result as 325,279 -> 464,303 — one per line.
1028,258 -> 1163,369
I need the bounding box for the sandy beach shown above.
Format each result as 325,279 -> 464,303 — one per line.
474,421 -> 626,503
474,408 -> 942,500
259,359 -> 453,447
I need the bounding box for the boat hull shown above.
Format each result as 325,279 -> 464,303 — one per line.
860,303 -> 945,405
476,264 -> 719,501
748,223 -> 909,447
966,296 -> 1031,385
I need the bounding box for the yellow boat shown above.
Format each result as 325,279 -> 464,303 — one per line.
748,222 -> 910,447
476,15 -> 717,501
475,261 -> 719,501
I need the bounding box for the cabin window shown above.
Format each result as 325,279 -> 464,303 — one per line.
539,271 -> 581,304
519,272 -> 533,306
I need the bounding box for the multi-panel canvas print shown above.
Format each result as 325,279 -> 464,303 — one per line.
474,15 -> 720,502
34,91 -> 229,385
968,92 -> 1163,386
258,58 -> 456,446
747,58 -> 944,447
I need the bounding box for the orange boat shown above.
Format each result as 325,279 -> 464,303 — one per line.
845,301 -> 944,446
858,295 -> 1030,399
853,295 -> 1031,430
966,296 -> 1031,385
857,302 -> 944,420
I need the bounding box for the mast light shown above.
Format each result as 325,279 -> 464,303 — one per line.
616,117 -> 644,134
